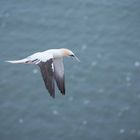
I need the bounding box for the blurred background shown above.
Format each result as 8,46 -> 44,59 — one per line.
0,0 -> 140,140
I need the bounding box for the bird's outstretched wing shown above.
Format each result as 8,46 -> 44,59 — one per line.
38,59 -> 55,98
53,58 -> 65,95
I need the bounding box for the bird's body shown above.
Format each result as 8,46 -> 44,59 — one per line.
6,48 -> 79,98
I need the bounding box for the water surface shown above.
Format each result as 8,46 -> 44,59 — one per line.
0,0 -> 140,140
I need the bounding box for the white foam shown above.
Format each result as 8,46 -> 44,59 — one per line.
68,96 -> 74,102
91,61 -> 97,67
19,118 -> 24,124
83,99 -> 90,105
81,44 -> 87,51
134,61 -> 140,67
52,110 -> 59,115
33,68 -> 38,74
82,120 -> 87,125
120,129 -> 125,134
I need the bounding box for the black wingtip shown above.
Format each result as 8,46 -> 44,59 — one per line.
61,90 -> 65,96
38,60 -> 56,98
51,94 -> 55,98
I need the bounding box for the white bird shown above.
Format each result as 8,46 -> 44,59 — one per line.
6,48 -> 79,98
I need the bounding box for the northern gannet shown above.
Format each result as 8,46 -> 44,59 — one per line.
6,48 -> 79,98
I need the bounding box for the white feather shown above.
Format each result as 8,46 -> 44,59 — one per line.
5,59 -> 28,64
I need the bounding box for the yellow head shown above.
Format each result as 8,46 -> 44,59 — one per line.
60,48 -> 80,61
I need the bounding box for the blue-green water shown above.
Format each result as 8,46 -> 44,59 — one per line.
0,0 -> 140,140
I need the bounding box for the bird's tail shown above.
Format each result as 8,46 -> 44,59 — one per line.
5,58 -> 28,64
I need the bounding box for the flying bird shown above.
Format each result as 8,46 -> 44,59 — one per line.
6,48 -> 79,98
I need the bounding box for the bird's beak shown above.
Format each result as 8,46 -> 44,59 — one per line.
74,55 -> 80,62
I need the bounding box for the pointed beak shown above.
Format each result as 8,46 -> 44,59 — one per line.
70,54 -> 80,62
74,55 -> 80,62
